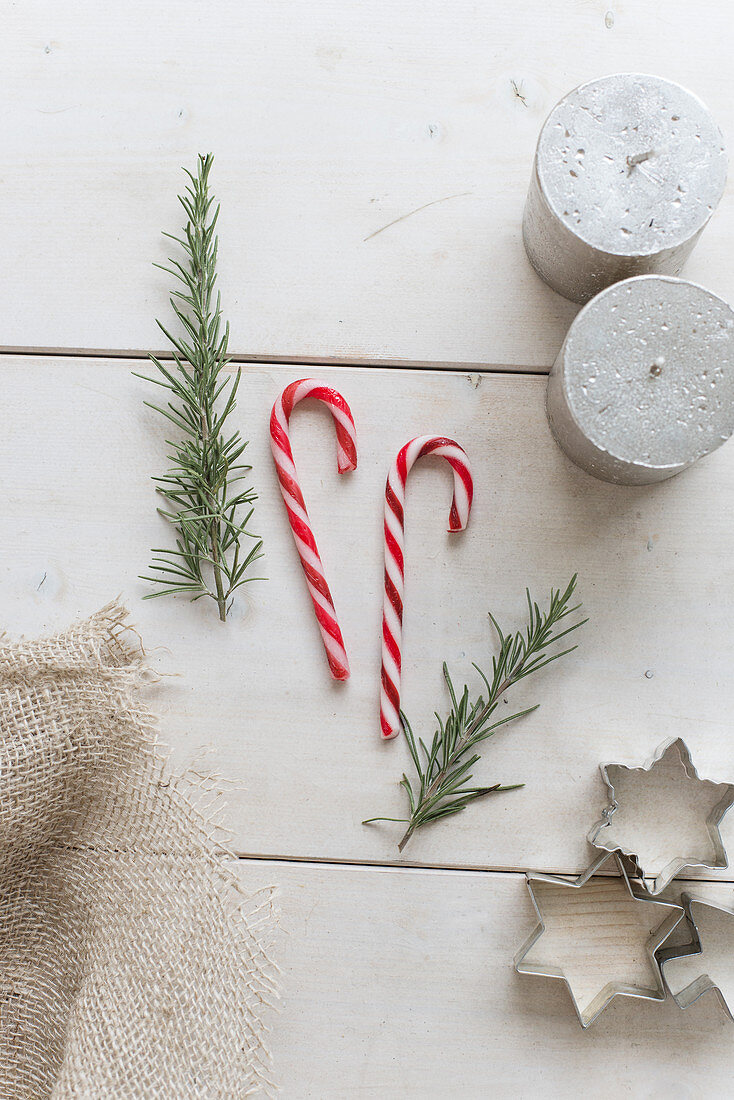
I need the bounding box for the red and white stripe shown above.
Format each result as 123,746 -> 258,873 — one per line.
381,436 -> 474,739
270,379 -> 357,681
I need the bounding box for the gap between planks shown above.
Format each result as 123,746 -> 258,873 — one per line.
0,345 -> 550,377
233,851 -> 734,885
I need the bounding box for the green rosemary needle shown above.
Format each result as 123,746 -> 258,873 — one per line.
364,575 -> 586,852
137,153 -> 263,621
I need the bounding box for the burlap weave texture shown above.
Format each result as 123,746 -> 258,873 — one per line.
0,604 -> 277,1098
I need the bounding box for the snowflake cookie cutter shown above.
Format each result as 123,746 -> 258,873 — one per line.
588,738 -> 734,895
514,850 -> 684,1029
657,892 -> 734,1021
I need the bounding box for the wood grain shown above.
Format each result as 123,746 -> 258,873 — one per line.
3,355 -> 734,874
3,1 -> 734,366
7,4 -> 734,1087
238,859 -> 734,1095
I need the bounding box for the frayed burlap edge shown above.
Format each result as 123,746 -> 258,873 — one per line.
0,601 -> 281,1098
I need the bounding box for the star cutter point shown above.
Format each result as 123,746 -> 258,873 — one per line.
658,893 -> 734,1021
514,851 -> 684,1029
588,738 -> 734,895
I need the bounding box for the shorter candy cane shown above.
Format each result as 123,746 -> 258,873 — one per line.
381,436 -> 473,739
270,379 -> 357,681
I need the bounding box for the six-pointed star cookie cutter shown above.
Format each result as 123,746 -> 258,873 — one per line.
514,850 -> 685,1029
657,892 -> 734,1020
516,736 -> 734,1026
588,737 -> 734,895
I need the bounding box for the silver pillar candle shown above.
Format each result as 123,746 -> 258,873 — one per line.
546,275 -> 734,485
523,74 -> 727,303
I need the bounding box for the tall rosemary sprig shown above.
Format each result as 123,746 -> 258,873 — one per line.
364,576 -> 586,851
138,153 -> 263,621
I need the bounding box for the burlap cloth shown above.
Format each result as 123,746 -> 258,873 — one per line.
0,603 -> 278,1098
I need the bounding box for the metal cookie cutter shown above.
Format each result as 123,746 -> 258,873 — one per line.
588,738 -> 734,895
514,850 -> 684,1028
657,892 -> 734,1021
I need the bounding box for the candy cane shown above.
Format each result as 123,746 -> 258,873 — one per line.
381,436 -> 473,739
270,379 -> 357,681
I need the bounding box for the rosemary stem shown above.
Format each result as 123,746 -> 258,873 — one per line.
211,538 -> 228,622
193,200 -> 227,624
200,393 -> 228,622
141,154 -> 263,616
400,669 -> 516,843
376,577 -> 585,853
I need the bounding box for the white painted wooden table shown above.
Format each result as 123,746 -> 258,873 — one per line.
4,2 -> 734,1094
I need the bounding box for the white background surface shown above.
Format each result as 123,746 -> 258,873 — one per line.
4,0 -> 734,368
3,2 -> 734,1095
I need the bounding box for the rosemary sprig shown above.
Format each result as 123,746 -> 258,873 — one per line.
364,576 -> 586,851
137,153 -> 263,621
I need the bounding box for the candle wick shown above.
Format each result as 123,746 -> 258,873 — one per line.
626,149 -> 655,174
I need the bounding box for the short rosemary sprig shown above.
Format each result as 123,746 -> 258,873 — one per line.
137,153 -> 263,621
364,576 -> 586,851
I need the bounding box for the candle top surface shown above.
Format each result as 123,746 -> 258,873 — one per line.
536,74 -> 727,257
562,276 -> 734,469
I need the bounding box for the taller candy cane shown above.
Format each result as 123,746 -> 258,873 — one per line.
270,379 -> 357,681
381,436 -> 474,739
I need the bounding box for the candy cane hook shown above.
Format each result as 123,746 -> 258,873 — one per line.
270,379 -> 357,681
381,436 -> 473,739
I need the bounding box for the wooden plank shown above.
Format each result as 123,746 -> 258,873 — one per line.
238,859 -> 734,1095
3,2 -> 734,366
3,355 -> 734,873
